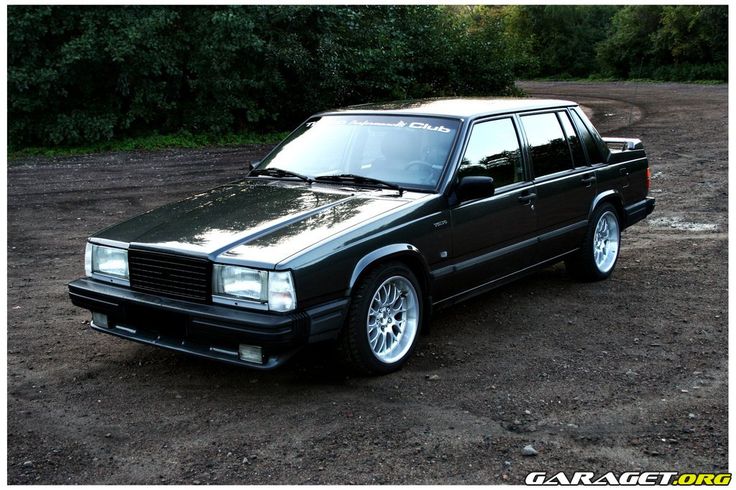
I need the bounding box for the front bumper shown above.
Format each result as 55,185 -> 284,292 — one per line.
68,278 -> 348,369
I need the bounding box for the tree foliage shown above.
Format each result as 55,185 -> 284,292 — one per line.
502,5 -> 618,78
596,6 -> 728,80
8,5 -> 517,149
7,5 -> 728,150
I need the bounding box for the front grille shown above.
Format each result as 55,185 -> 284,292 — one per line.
128,249 -> 211,303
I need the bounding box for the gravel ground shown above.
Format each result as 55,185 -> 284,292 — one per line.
7,81 -> 728,484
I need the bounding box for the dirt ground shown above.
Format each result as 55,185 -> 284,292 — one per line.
7,81 -> 728,484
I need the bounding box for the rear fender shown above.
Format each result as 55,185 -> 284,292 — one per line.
589,190 -> 625,222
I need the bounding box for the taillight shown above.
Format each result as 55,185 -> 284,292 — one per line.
646,167 -> 651,192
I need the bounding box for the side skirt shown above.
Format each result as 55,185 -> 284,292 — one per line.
431,249 -> 579,310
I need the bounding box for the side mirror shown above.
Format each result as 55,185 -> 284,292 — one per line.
455,176 -> 495,202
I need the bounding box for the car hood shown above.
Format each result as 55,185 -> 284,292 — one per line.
94,180 -> 414,267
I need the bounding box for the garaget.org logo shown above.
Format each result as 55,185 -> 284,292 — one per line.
525,471 -> 731,485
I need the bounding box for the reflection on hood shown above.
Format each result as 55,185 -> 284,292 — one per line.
95,180 -> 413,265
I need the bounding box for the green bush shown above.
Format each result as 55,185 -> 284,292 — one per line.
596,6 -> 728,81
8,5 -> 517,150
7,5 -> 728,152
642,63 -> 728,82
502,5 -> 618,79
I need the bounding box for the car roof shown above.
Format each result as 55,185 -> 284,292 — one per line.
321,97 -> 577,119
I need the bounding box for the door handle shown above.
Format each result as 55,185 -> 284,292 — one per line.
580,175 -> 596,184
518,192 -> 536,204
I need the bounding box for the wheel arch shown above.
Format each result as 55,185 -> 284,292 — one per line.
347,244 -> 431,299
589,190 -> 625,225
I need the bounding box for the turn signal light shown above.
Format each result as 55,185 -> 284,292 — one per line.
645,167 -> 651,192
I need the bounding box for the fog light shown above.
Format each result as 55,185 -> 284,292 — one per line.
92,312 -> 109,328
238,344 -> 263,364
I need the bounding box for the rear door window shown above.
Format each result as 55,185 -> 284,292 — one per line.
521,113 -> 574,178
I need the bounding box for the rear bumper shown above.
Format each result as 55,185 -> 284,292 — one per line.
624,197 -> 655,228
68,278 -> 348,369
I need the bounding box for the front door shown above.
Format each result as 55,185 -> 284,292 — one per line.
440,117 -> 537,299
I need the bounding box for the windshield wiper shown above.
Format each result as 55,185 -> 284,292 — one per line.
250,167 -> 313,183
314,174 -> 403,195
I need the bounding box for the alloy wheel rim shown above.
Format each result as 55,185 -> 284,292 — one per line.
593,211 -> 620,273
366,275 -> 419,364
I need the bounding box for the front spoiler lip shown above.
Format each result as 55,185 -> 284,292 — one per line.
90,320 -> 299,370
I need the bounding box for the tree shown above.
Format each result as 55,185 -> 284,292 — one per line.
8,5 -> 518,149
502,5 -> 618,78
596,5 -> 727,80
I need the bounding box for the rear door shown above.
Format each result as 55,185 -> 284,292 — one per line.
520,111 -> 596,259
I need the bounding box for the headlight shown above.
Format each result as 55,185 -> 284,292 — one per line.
213,265 -> 296,312
87,243 -> 129,282
213,265 -> 267,302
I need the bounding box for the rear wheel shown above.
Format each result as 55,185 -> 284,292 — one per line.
566,203 -> 621,281
338,262 -> 423,375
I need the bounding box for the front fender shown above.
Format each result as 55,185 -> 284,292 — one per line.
348,244 -> 430,294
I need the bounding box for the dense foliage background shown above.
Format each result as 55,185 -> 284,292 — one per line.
7,5 -> 728,151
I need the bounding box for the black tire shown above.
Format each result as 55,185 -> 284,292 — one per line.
565,202 -> 621,282
337,261 -> 423,375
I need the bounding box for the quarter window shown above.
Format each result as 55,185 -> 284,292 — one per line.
521,113 -> 574,178
571,110 -> 605,164
558,111 -> 586,166
458,118 -> 523,188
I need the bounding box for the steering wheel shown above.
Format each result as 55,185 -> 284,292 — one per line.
406,160 -> 439,184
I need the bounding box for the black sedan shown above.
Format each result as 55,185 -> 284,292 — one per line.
69,98 -> 654,374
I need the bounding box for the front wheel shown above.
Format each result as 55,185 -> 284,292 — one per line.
566,203 -> 621,281
338,262 -> 423,375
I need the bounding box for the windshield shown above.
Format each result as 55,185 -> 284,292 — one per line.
256,115 -> 460,190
